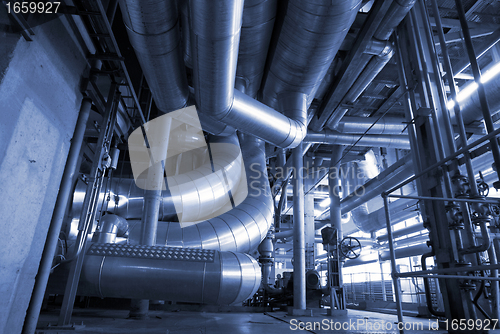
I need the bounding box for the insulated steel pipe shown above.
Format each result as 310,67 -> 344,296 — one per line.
349,198 -> 419,232
343,243 -> 430,267
236,0 -> 277,98
23,98 -> 93,334
189,0 -> 306,148
336,116 -> 407,135
78,244 -> 261,305
119,0 -> 233,136
71,138 -> 244,223
293,143 -> 306,310
261,0 -> 362,109
138,134 -> 272,253
341,154 -> 414,214
118,0 -> 188,112
304,130 -> 411,150
374,0 -> 417,40
93,214 -> 129,244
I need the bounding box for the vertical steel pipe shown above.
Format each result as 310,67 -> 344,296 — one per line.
329,145 -> 344,311
293,143 -> 306,310
22,98 -> 93,334
428,0 -> 479,195
383,195 -> 404,333
130,117 -> 172,318
454,0 -> 500,183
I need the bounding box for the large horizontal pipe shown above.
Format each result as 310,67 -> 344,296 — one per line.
78,244 -> 261,305
341,154 -> 414,214
350,197 -> 419,232
377,223 -> 426,242
343,243 -> 430,267
336,116 -> 407,135
119,0 -> 234,135
304,130 -> 411,150
455,61 -> 500,126
118,0 -> 187,112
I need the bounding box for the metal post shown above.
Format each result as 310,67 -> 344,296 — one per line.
293,143 -> 306,311
379,258 -> 387,302
328,145 -> 345,312
130,117 -> 172,318
383,195 -> 404,334
58,86 -> 119,326
22,98 -> 93,334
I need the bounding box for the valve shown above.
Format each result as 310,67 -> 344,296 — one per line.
476,171 -> 489,197
451,174 -> 470,198
445,202 -> 464,230
339,237 -> 362,259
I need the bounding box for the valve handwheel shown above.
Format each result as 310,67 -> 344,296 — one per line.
340,237 -> 361,259
477,181 -> 489,197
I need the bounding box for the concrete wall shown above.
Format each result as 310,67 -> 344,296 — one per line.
0,10 -> 87,334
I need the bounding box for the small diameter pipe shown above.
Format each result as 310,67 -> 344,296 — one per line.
421,252 -> 446,317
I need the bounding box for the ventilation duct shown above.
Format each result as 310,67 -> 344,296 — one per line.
343,243 -> 430,267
